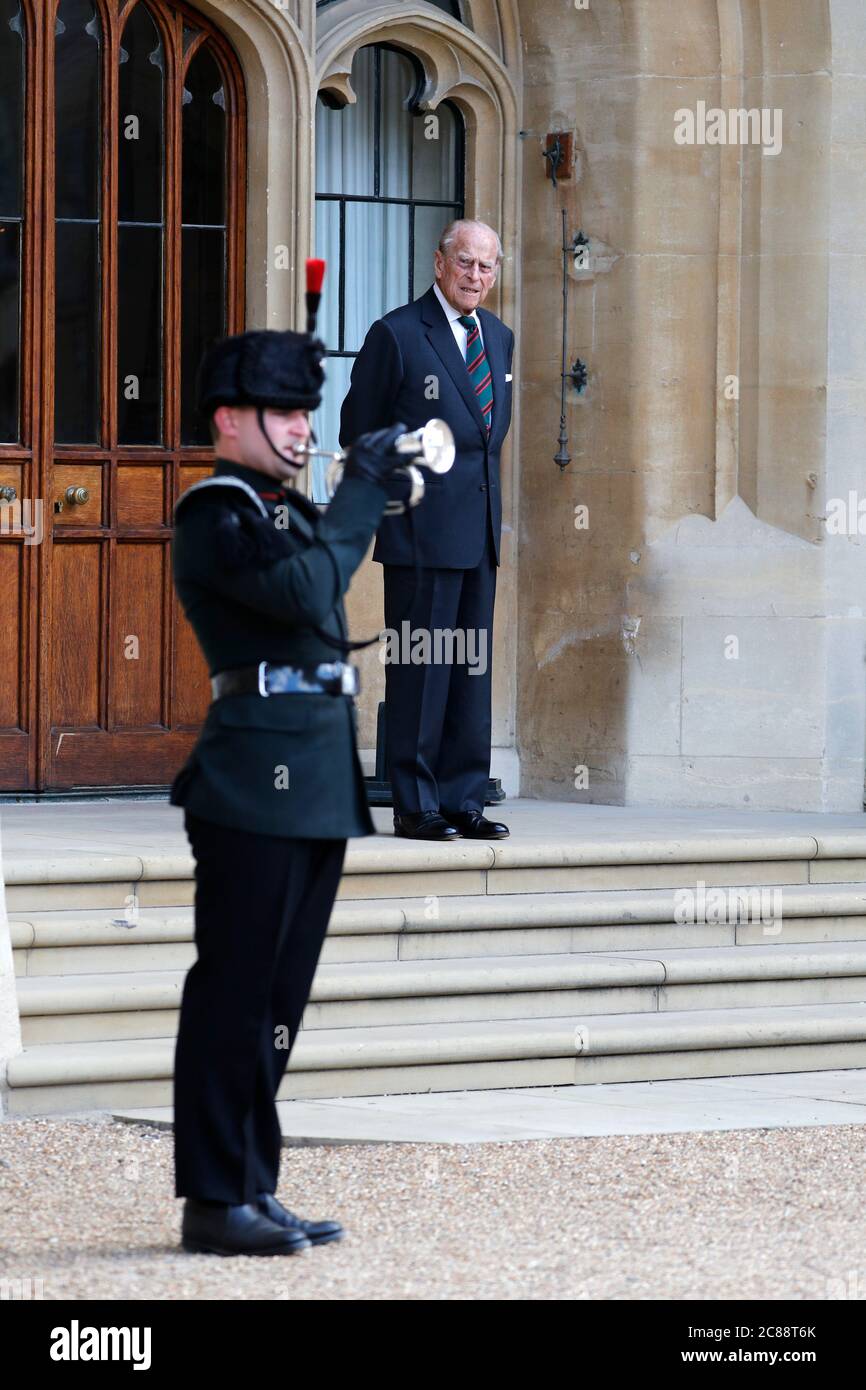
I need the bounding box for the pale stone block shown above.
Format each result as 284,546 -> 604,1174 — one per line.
319,935 -> 398,964
486,860 -> 809,894
20,944 -> 195,977
744,78 -> 831,257
397,927 -> 576,961
828,0 -> 866,76
660,976 -> 866,1011
744,0 -> 830,76
823,619 -> 866,759
277,1057 -> 577,1101
680,616 -> 823,757
810,858 -> 866,882
570,1040 -> 866,1085
829,247 -> 866,381
623,618 -> 683,756
830,145 -> 866,256
22,1011 -> 180,1046
632,497 -> 822,618
737,914 -> 866,944
754,386 -> 828,541
6,882 -> 137,912
135,880 -> 195,908
302,985 -> 656,1031
825,387 -> 866,491
336,869 -> 486,901
622,754 -> 827,810
571,923 -> 735,951
754,253 -> 831,389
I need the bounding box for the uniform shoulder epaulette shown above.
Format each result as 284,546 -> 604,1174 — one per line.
173,475 -> 269,522
173,475 -> 293,571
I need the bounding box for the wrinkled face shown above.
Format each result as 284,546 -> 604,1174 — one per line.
433,228 -> 500,315
212,405 -> 312,481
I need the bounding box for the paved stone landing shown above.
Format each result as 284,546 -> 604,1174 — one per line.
112,1068 -> 866,1143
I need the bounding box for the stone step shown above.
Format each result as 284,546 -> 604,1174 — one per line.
11,883 -> 866,978
8,1000 -> 866,1115
15,941 -> 866,1043
8,813 -> 866,1115
6,824 -> 866,913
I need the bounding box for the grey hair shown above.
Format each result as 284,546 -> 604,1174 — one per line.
438,219 -> 503,264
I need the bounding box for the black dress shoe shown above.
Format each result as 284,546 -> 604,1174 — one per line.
393,810 -> 461,840
442,810 -> 509,838
181,1198 -> 311,1256
257,1192 -> 344,1246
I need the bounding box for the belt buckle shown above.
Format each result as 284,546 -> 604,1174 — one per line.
257,660 -> 270,697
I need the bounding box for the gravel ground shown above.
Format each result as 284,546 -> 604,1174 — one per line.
1,1114 -> 865,1300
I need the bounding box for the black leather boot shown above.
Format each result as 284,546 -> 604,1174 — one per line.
181,1199 -> 312,1256
257,1192 -> 344,1246
393,810 -> 461,840
441,810 -> 509,838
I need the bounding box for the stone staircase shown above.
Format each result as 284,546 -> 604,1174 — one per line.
6,820 -> 866,1115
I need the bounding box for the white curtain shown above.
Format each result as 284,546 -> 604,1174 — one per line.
311,46 -> 459,501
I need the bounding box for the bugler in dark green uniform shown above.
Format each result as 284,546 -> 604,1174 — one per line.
169,453 -> 388,839
169,325 -> 409,1258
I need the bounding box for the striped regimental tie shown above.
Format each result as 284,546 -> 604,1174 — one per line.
458,314 -> 493,434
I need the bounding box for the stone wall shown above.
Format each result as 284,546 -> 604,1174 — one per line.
515,0 -> 866,810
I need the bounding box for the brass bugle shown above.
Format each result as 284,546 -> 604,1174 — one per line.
293,419 -> 456,476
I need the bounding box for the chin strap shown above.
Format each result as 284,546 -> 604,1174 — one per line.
256,405 -> 304,467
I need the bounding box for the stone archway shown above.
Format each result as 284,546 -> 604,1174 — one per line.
314,1 -> 523,788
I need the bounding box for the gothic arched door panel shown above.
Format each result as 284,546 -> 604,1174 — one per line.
0,0 -> 245,792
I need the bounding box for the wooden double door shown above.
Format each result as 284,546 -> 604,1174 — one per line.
0,0 -> 245,792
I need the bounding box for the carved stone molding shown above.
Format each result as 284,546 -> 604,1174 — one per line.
317,3 -> 517,123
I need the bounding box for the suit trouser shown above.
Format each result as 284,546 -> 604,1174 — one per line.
382,524 -> 497,816
174,810 -> 346,1203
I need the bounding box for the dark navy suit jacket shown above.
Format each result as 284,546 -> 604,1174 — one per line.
339,283 -> 514,569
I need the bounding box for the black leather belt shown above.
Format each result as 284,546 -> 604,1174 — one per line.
210,660 -> 360,701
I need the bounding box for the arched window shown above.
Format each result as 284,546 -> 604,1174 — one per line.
312,44 -> 464,500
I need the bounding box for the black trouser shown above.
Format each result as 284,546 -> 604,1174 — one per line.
382,525 -> 497,816
173,811 -> 346,1204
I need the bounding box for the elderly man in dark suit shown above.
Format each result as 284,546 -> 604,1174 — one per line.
340,219 -> 514,841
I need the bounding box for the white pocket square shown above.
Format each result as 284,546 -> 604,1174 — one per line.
505,373 -> 513,382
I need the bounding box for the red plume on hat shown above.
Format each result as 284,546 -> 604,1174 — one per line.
306,259 -> 326,335
194,259 -> 327,420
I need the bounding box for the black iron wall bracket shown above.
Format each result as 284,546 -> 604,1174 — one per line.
554,214 -> 590,471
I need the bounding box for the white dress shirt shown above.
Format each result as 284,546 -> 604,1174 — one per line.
432,280 -> 485,360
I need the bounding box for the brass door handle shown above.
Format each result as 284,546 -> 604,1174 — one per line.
55,485 -> 90,514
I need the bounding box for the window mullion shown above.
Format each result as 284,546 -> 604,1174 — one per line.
164,7 -> 181,452
105,3 -> 119,450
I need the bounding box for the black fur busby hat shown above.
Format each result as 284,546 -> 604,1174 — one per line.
197,329 -> 326,420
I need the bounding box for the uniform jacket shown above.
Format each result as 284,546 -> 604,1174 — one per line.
339,284 -> 514,569
169,458 -> 389,838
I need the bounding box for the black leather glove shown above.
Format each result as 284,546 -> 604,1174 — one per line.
342,424 -> 408,487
